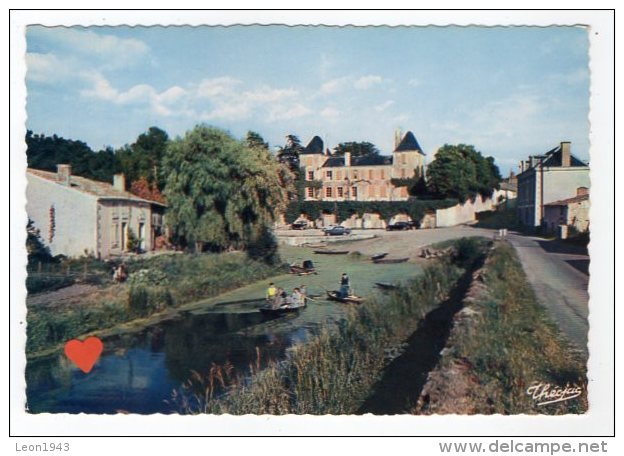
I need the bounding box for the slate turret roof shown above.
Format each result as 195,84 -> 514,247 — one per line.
394,131 -> 425,155
300,135 -> 325,155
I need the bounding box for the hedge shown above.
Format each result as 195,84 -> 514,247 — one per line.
284,198 -> 458,224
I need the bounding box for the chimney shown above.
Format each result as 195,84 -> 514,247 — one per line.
344,152 -> 351,167
56,164 -> 71,186
577,186 -> 589,196
520,161 -> 525,173
561,141 -> 571,167
113,174 -> 126,192
394,128 -> 402,150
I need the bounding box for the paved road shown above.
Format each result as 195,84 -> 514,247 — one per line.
506,233 -> 589,356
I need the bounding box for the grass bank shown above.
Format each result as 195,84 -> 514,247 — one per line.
414,241 -> 587,415
173,237 -> 489,414
26,252 -> 285,356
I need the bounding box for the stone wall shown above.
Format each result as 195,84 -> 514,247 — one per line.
435,193 -> 498,227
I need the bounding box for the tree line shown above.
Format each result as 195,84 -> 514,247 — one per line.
26,126 -> 501,255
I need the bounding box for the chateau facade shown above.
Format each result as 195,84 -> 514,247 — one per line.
299,131 -> 426,202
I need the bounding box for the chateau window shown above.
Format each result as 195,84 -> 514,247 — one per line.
325,187 -> 333,198
353,170 -> 359,180
307,187 -> 314,198
351,186 -> 358,198
336,170 -> 342,180
380,169 -> 385,179
368,170 -> 373,180
401,168 -> 406,178
307,170 -> 314,180
337,187 -> 344,198
402,154 -> 407,165
326,170 -> 333,180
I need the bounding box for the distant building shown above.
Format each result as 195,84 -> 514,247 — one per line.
299,131 -> 426,202
516,142 -> 589,228
27,165 -> 166,259
543,187 -> 590,238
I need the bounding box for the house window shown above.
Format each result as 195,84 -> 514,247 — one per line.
325,187 -> 333,198
307,187 -> 314,198
307,170 -> 314,180
113,223 -> 119,247
351,186 -> 358,199
326,170 -> 333,180
337,187 -> 344,198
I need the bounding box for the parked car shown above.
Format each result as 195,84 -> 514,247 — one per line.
291,221 -> 309,230
324,226 -> 351,236
386,221 -> 413,231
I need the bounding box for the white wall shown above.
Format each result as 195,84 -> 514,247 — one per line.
26,173 -> 99,257
435,193 -> 497,227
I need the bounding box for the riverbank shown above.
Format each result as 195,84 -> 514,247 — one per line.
26,251 -> 286,357
413,241 -> 587,414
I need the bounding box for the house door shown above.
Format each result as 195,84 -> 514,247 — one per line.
139,222 -> 146,251
121,222 -> 127,251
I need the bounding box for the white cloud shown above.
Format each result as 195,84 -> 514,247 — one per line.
408,78 -> 421,87
267,104 -> 311,122
320,106 -> 341,119
354,75 -> 383,90
29,27 -> 149,64
320,77 -> 349,94
197,77 -> 242,98
26,53 -> 70,83
374,100 -> 395,112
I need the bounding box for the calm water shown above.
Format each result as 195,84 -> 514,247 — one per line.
26,247 -> 421,414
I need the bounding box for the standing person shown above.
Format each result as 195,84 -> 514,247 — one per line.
272,287 -> 285,309
339,272 -> 350,298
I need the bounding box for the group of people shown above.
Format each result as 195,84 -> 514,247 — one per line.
266,282 -> 307,309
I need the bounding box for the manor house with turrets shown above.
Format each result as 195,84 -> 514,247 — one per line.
299,131 -> 426,202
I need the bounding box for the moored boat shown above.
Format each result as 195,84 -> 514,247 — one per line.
371,252 -> 388,261
373,257 -> 409,264
375,282 -> 398,290
314,250 -> 349,255
326,290 -> 365,304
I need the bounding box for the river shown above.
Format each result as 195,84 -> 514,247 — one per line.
26,245 -> 422,414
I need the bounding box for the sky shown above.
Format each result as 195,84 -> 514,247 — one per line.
25,25 -> 590,175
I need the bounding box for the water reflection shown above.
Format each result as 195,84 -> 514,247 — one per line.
26,250 -> 421,414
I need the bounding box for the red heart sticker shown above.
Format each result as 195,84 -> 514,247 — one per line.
64,336 -> 103,373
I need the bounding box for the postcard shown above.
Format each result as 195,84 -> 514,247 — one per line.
9,10 -> 615,438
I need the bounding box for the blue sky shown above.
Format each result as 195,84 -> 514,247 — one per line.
25,25 -> 590,175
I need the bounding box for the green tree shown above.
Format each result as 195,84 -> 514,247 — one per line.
276,134 -> 303,172
162,125 -> 287,256
115,127 -> 169,190
332,141 -> 380,157
427,144 -> 500,202
245,131 -> 269,150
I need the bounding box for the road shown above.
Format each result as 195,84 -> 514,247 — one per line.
294,226 -> 590,356
506,233 -> 589,356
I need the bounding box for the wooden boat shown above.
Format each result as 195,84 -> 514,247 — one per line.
371,252 -> 388,261
289,260 -> 317,275
373,257 -> 409,264
314,249 -> 349,255
259,305 -> 305,316
375,282 -> 398,291
326,291 -> 365,304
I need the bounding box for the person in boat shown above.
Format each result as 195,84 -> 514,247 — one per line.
339,272 -> 350,298
271,287 -> 286,309
300,284 -> 307,301
288,288 -> 304,309
266,282 -> 277,301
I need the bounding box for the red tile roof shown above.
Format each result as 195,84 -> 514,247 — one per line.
27,168 -> 166,206
544,193 -> 589,206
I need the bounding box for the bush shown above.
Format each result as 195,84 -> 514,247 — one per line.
127,285 -> 173,318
